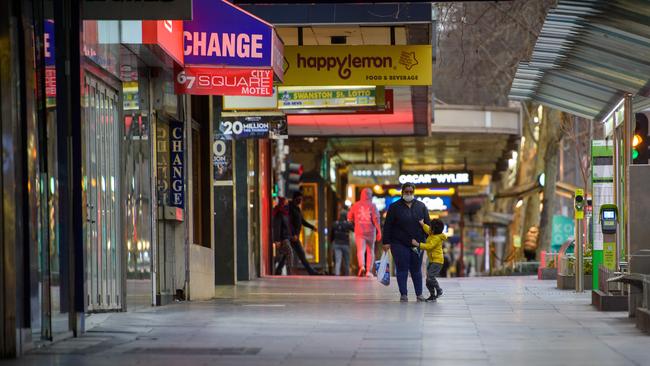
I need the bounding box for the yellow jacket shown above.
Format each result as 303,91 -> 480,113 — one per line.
419,224 -> 447,264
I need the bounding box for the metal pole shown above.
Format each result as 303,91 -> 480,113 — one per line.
576,217 -> 584,292
484,226 -> 490,273
623,94 -> 632,268
613,125 -> 621,270
54,0 -> 84,335
459,198 -> 465,277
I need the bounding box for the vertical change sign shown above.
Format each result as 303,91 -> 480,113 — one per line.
170,119 -> 184,208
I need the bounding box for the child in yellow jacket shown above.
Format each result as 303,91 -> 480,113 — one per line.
411,218 -> 447,302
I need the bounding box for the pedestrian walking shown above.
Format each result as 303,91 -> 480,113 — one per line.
411,218 -> 447,301
272,197 -> 293,275
330,210 -> 354,276
382,183 -> 430,302
348,188 -> 382,277
288,191 -> 321,275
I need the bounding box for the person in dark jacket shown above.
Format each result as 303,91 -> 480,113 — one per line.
382,183 -> 431,302
331,210 -> 354,276
272,197 -> 293,275
289,191 -> 320,275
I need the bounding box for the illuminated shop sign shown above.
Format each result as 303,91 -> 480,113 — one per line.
174,67 -> 273,96
278,86 -> 380,110
183,0 -> 282,76
170,119 -> 185,208
348,164 -> 399,185
352,168 -> 396,177
283,45 -> 432,86
44,20 -> 56,107
384,196 -> 451,212
398,171 -> 473,186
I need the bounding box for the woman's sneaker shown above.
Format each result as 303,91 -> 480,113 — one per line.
425,295 -> 437,302
416,295 -> 427,302
400,295 -> 408,303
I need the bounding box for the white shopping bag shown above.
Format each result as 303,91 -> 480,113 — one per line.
375,252 -> 390,286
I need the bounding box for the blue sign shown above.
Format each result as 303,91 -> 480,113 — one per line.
217,115 -> 287,140
44,20 -> 55,66
385,196 -> 451,212
551,215 -> 574,253
170,119 -> 184,208
183,0 -> 273,67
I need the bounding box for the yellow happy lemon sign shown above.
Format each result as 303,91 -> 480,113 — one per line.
282,45 -> 432,86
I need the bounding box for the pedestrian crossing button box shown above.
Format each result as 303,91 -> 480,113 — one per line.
599,204 -> 618,235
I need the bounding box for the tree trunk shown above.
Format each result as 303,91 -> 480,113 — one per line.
538,110 -> 566,254
505,102 -> 538,263
521,106 -> 552,260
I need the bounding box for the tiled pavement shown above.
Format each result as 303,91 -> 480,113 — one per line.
4,276 -> 650,366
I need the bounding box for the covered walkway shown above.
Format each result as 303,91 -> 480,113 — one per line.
7,276 -> 650,366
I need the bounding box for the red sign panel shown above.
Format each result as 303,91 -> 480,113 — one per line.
142,20 -> 184,65
174,66 -> 273,96
45,66 -> 57,98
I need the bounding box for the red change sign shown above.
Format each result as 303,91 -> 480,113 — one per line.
174,66 -> 273,96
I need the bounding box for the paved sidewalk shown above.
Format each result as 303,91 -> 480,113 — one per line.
5,276 -> 650,366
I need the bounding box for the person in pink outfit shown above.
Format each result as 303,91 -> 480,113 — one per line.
348,188 -> 382,277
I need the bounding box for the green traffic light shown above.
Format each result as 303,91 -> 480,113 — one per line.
633,149 -> 639,160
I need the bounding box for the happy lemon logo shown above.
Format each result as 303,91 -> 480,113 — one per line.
399,51 -> 418,70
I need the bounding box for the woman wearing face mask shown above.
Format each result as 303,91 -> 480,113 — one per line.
382,183 -> 431,302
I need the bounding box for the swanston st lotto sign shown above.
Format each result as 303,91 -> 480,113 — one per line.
283,45 -> 432,86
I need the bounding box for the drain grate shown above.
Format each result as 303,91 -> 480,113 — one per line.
126,347 -> 261,355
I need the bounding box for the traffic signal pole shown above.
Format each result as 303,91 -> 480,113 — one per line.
623,94 -> 632,269
613,125 -> 622,269
574,189 -> 585,293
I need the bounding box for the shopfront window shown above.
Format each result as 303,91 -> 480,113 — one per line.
123,60 -> 153,281
301,183 -> 319,263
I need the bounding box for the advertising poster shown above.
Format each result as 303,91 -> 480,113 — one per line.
217,114 -> 287,140
213,137 -> 233,182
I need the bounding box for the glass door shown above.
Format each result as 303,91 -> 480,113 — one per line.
83,74 -> 122,311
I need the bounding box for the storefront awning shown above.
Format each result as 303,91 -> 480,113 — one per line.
509,0 -> 650,120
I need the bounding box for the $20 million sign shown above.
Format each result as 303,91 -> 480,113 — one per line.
217,114 -> 288,140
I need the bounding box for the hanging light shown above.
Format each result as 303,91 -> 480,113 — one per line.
515,198 -> 524,209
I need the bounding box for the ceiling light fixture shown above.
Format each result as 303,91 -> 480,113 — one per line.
515,198 -> 524,209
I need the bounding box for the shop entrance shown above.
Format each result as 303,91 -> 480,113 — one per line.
82,74 -> 123,311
